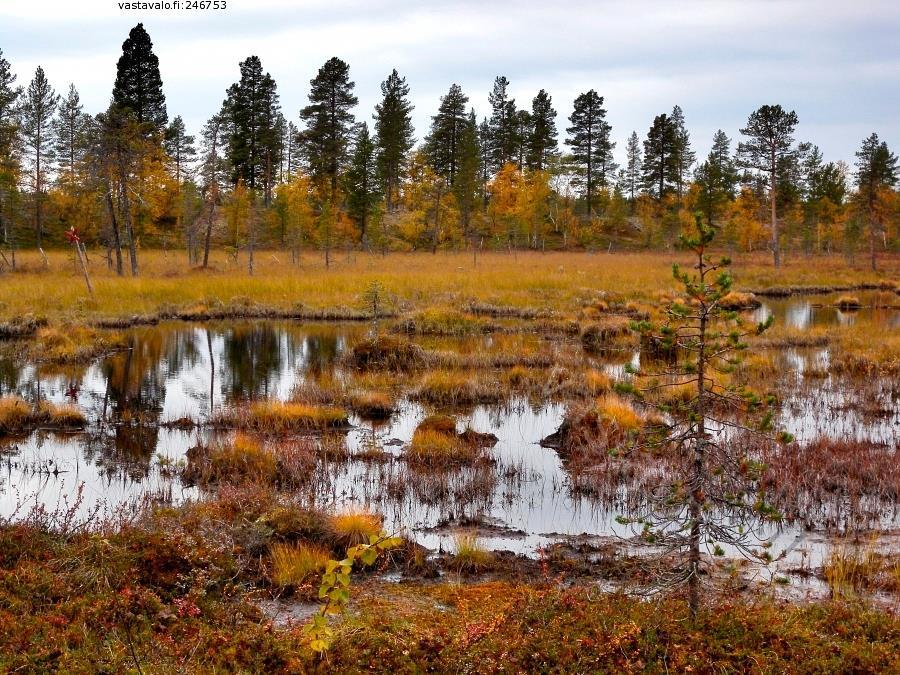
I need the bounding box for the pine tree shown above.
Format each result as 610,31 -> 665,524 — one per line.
112,23 -> 167,135
199,108 -> 228,268
624,131 -> 642,202
694,129 -> 738,226
670,105 -> 695,199
373,69 -> 414,211
736,104 -> 799,267
52,84 -> 90,187
424,84 -> 468,186
300,57 -> 358,201
487,75 -> 518,172
0,49 -> 21,260
344,122 -> 380,247
20,66 -> 58,249
224,56 -> 281,205
455,109 -> 481,240
565,89 -> 612,215
641,113 -> 678,200
164,115 -> 197,184
526,89 -> 558,171
854,132 -> 898,271
513,109 -> 532,170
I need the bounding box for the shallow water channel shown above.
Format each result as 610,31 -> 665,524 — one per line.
1,292 -> 897,567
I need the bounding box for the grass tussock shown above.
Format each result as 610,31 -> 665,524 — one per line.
346,334 -> 428,371
330,510 -> 382,546
410,370 -> 503,405
183,433 -> 318,486
416,414 -> 457,435
0,396 -> 86,434
0,396 -> 33,433
407,429 -> 480,467
34,325 -> 126,363
397,307 -> 490,336
831,332 -> 900,377
834,295 -> 862,310
580,316 -> 633,351
215,401 -> 349,432
269,541 -> 331,588
450,533 -> 494,573
823,543 -> 900,600
719,291 -> 761,310
347,390 -> 395,419
545,393 -> 656,462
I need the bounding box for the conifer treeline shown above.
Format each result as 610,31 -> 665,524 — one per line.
0,23 -> 897,273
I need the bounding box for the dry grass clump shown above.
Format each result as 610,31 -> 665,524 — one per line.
346,334 -> 428,371
545,393 -> 654,460
416,414 -> 458,435
269,542 -> 331,588
823,543 -> 900,600
290,378 -> 343,405
580,316 -> 632,351
347,391 -> 395,419
186,433 -> 278,484
0,396 -> 86,434
183,433 -> 319,486
215,401 -> 349,432
405,415 -> 494,467
0,396 -> 34,433
34,325 -> 126,363
719,291 -> 761,310
397,308 -> 490,336
834,295 -> 862,310
38,401 -> 87,428
831,332 -> 900,377
410,370 -> 503,405
449,533 -> 494,573
330,510 -> 382,546
407,429 -> 479,467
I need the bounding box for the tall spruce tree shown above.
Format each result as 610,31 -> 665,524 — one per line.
52,84 -> 90,187
224,56 -> 281,205
344,122 -> 380,247
282,120 -> 301,181
565,89 -> 612,215
736,104 -> 799,267
20,66 -> 58,249
478,116 -> 491,210
487,75 -> 518,171
526,89 -> 558,171
624,131 -> 642,202
854,132 -> 898,271
670,105 -> 695,199
641,113 -> 678,200
164,115 -> 197,184
424,83 -> 469,186
373,69 -> 414,211
694,129 -> 738,226
112,23 -> 167,135
300,56 -> 358,201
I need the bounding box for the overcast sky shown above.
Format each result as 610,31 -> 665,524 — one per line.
2,0 -> 898,167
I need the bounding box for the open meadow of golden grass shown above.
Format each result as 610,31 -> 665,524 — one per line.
1,248 -> 896,324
